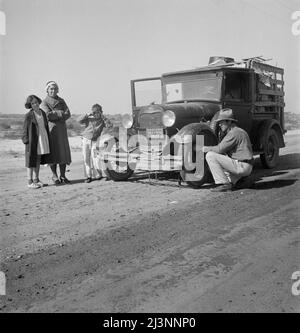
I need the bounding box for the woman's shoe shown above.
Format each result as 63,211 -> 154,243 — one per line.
28,182 -> 40,189
33,179 -> 46,187
52,176 -> 60,185
60,176 -> 71,184
85,177 -> 92,183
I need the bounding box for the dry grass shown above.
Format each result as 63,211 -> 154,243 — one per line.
0,113 -> 122,140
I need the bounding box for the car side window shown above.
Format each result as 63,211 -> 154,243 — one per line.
224,72 -> 250,102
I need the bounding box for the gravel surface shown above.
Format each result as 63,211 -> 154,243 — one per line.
0,131 -> 299,312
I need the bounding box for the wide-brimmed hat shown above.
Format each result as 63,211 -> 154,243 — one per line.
216,108 -> 237,123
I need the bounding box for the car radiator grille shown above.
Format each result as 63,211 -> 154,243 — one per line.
139,112 -> 163,129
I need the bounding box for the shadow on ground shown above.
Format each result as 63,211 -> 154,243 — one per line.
105,153 -> 300,190
251,179 -> 298,190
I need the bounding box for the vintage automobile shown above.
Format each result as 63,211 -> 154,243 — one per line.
103,56 -> 285,188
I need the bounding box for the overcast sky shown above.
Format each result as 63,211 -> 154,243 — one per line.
0,0 -> 299,115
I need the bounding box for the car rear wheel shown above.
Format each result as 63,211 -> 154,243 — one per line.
260,128 -> 279,169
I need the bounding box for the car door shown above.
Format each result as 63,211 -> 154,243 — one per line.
222,70 -> 253,134
130,77 -> 162,125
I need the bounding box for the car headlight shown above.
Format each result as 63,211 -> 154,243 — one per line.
122,114 -> 133,129
162,110 -> 176,127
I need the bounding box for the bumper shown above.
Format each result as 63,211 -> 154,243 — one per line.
104,151 -> 183,171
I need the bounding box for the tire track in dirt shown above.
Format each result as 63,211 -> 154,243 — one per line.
1,172 -> 299,312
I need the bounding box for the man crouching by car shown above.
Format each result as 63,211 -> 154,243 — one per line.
201,108 -> 254,192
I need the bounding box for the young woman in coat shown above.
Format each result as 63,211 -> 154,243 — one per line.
40,81 -> 72,185
22,95 -> 52,189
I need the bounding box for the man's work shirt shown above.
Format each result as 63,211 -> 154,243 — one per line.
209,126 -> 253,160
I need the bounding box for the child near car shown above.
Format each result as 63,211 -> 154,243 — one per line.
78,104 -> 111,183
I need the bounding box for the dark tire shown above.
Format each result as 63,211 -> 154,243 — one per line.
180,125 -> 217,188
180,161 -> 213,188
260,128 -> 279,169
209,110 -> 226,142
103,139 -> 135,181
209,110 -> 220,135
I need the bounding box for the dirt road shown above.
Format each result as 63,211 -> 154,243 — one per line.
0,131 -> 299,312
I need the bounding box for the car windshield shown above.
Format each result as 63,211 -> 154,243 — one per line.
163,75 -> 222,102
133,79 -> 162,107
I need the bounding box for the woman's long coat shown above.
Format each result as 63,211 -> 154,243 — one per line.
40,95 -> 72,165
22,109 -> 52,168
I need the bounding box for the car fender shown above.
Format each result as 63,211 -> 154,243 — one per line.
165,122 -> 217,165
171,122 -> 215,144
257,119 -> 285,150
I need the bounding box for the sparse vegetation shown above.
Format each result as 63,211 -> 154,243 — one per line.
0,122 -> 11,130
285,112 -> 300,131
0,113 -> 123,139
0,112 -> 299,140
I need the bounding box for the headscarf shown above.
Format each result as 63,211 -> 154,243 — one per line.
45,81 -> 59,93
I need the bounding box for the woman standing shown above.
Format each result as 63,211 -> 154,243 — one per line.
40,81 -> 72,184
22,95 -> 51,188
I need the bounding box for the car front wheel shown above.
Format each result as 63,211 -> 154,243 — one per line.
180,125 -> 217,188
103,139 -> 135,181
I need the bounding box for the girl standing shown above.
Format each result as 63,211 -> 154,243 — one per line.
22,95 -> 51,188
